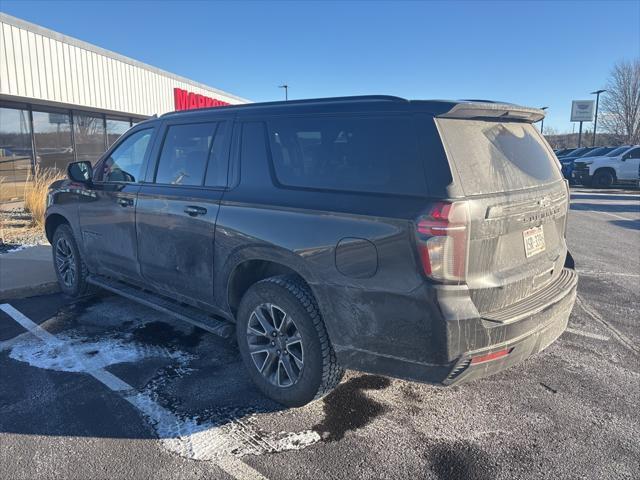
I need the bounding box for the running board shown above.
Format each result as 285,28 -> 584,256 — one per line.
87,275 -> 235,339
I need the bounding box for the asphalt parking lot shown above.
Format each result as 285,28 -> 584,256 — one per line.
1,188 -> 639,480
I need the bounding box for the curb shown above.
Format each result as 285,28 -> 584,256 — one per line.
0,282 -> 61,302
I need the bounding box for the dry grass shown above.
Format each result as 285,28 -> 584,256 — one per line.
23,167 -> 66,228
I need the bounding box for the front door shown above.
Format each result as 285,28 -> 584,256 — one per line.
619,147 -> 640,181
78,127 -> 156,281
135,119 -> 230,306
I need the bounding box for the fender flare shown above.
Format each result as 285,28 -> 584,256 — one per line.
217,244 -> 320,313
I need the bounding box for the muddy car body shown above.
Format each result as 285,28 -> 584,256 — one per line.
45,96 -> 577,406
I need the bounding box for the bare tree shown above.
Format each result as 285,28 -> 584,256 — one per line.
600,59 -> 640,144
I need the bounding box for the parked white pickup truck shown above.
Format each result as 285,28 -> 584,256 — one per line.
573,145 -> 640,188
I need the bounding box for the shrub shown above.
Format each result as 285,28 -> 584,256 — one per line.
24,167 -> 66,228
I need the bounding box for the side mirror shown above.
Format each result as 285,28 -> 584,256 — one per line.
67,161 -> 93,184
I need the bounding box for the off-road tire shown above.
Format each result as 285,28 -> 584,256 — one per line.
237,275 -> 344,407
52,224 -> 90,297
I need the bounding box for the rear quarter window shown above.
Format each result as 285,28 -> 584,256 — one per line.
436,119 -> 562,195
266,115 -> 428,196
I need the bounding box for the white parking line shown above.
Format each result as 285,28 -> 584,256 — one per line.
571,191 -> 639,197
0,303 -> 270,480
565,327 -> 610,341
0,304 -> 59,342
575,296 -> 640,355
598,210 -> 638,221
577,270 -> 640,278
571,206 -> 639,221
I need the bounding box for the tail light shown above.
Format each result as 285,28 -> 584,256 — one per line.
414,201 -> 470,284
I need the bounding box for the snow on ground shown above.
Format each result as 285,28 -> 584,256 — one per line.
7,327 -> 321,460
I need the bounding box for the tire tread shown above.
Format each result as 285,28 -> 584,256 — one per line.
53,224 -> 90,296
260,275 -> 344,400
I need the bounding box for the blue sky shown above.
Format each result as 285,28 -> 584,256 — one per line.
2,0 -> 638,131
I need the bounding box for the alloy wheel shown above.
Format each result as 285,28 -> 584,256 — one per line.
246,303 -> 304,388
55,237 -> 76,288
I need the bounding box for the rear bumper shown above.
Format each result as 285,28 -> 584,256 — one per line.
443,272 -> 576,384
327,268 -> 577,386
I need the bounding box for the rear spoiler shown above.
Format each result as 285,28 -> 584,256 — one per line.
437,102 -> 545,123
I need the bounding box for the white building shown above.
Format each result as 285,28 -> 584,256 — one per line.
0,13 -> 248,200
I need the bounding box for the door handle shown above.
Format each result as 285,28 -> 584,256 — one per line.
184,205 -> 207,217
117,198 -> 133,207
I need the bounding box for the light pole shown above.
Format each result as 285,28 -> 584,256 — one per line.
539,106 -> 548,135
590,89 -> 606,146
278,84 -> 288,101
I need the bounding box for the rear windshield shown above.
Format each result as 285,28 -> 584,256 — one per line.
435,118 -> 562,195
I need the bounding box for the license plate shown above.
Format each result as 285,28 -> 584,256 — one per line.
523,226 -> 546,258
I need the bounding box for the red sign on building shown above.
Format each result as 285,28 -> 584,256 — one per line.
173,88 -> 230,111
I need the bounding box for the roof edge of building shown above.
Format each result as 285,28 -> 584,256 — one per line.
0,12 -> 251,104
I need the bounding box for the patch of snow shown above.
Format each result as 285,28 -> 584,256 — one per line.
8,331 -> 189,372
7,329 -> 321,460
1,244 -> 32,255
145,402 -> 321,460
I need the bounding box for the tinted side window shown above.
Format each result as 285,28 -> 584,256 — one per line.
267,116 -> 427,195
155,122 -> 219,186
240,121 -> 270,179
627,148 -> 640,159
204,121 -> 230,187
97,128 -> 153,183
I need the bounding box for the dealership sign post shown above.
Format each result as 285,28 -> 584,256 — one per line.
571,100 -> 595,148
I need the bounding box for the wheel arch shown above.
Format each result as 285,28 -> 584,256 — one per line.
45,213 -> 70,243
593,166 -> 617,179
226,257 -> 313,317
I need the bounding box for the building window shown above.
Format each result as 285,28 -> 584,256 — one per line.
106,117 -> 131,147
0,106 -> 34,201
32,110 -> 74,172
74,111 -> 106,164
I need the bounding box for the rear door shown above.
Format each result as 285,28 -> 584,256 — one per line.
435,118 -> 568,314
79,126 -> 156,281
135,118 -> 231,305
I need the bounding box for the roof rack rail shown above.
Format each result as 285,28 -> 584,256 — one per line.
161,95 -> 407,118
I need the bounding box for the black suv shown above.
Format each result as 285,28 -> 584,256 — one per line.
45,96 -> 577,406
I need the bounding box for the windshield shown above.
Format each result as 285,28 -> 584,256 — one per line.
577,148 -> 598,157
584,147 -> 611,157
607,146 -> 630,156
436,119 -> 562,195
567,147 -> 587,157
